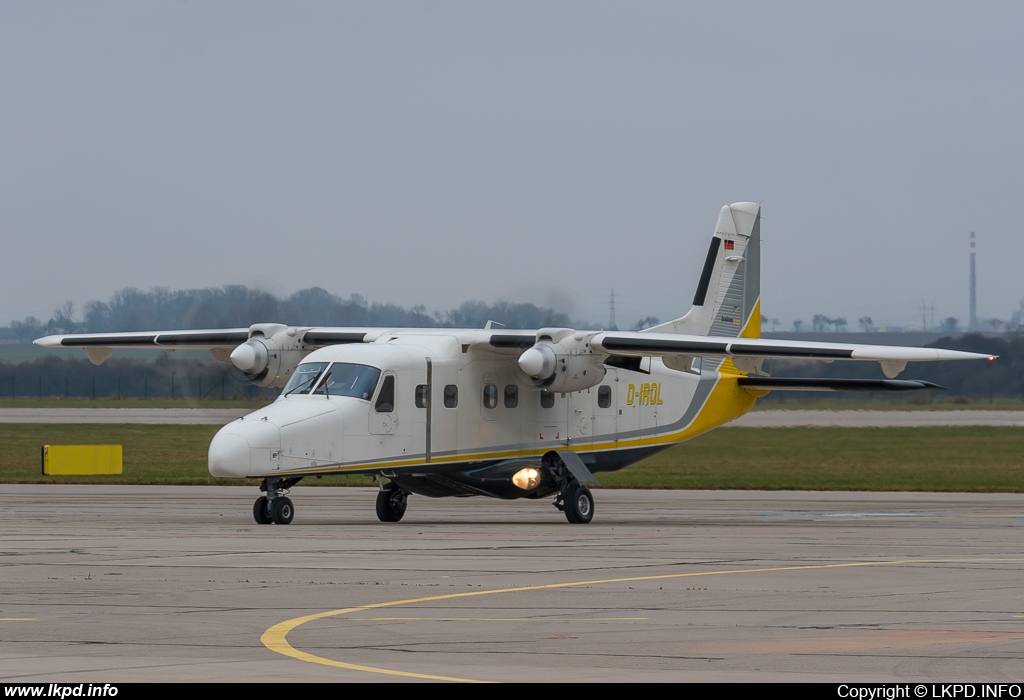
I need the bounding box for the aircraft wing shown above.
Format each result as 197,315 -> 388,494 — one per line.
33,325 -> 377,369
590,331 -> 995,378
34,329 -> 252,350
33,327 -> 380,350
35,325 -> 995,386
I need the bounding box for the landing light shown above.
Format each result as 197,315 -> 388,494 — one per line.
512,467 -> 541,491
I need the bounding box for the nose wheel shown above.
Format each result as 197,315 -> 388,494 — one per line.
252,477 -> 301,525
253,496 -> 272,524
253,495 -> 294,524
271,497 -> 294,524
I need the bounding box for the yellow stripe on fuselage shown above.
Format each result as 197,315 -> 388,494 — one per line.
277,370 -> 758,477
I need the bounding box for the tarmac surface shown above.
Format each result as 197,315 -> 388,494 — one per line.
1,486 -> 1022,683
1,407 -> 1024,426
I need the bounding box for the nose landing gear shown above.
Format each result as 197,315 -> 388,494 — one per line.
253,477 -> 303,525
253,496 -> 272,524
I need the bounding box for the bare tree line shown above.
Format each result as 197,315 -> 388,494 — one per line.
7,286 -> 578,342
9,286 -> 1024,343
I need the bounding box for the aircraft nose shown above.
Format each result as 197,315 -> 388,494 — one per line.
208,433 -> 252,478
209,414 -> 283,478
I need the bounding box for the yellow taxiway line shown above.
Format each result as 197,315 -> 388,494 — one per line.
262,557 -> 1024,683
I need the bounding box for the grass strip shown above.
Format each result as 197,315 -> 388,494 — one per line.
0,424 -> 1021,491
599,426 -> 1024,491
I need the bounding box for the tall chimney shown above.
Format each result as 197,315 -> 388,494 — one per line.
969,231 -> 977,331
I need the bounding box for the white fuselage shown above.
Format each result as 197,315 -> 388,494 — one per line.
208,332 -> 752,481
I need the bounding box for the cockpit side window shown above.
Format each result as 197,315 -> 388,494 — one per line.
374,375 -> 395,413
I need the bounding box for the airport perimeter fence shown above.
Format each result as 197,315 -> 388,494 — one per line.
0,357 -> 278,401
0,374 -> 278,400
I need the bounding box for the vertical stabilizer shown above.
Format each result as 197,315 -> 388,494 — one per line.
649,202 -> 761,339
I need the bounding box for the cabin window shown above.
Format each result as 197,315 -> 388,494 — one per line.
443,384 -> 458,408
374,375 -> 395,413
504,384 -> 518,408
598,385 -> 612,408
540,391 -> 554,408
415,384 -> 428,408
483,384 -> 497,409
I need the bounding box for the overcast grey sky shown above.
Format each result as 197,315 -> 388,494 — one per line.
2,1 -> 1021,331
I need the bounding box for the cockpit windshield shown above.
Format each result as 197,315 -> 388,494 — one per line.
282,361 -> 382,400
282,362 -> 328,396
312,363 -> 381,400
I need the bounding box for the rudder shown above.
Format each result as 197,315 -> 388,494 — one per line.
649,202 -> 761,339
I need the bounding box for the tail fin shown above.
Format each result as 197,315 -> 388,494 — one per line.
649,202 -> 761,339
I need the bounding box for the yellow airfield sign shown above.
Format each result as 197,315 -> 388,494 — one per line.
42,445 -> 123,475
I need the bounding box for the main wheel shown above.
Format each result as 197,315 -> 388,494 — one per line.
563,484 -> 594,524
271,496 -> 294,525
375,487 -> 407,523
253,496 -> 272,525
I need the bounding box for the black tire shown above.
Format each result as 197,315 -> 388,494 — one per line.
271,496 -> 294,525
375,487 -> 407,523
563,485 -> 594,524
253,496 -> 272,525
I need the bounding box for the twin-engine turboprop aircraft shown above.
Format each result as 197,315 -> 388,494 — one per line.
36,203 -> 994,525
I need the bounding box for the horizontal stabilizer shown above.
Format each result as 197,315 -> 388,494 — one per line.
737,377 -> 945,392
592,332 -> 993,377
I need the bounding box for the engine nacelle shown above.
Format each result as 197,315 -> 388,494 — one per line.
229,323 -> 313,388
518,328 -> 607,393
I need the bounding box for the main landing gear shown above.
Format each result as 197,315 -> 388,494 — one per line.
375,482 -> 408,523
557,482 -> 595,524
545,450 -> 598,524
253,477 -> 303,525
